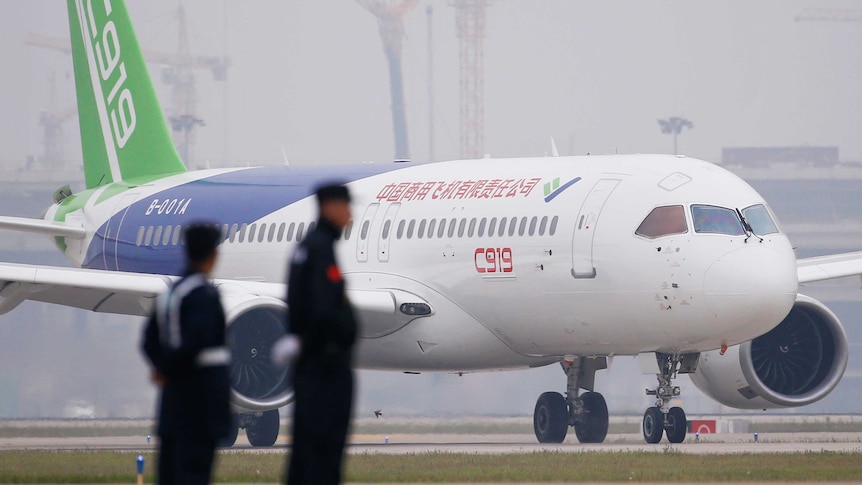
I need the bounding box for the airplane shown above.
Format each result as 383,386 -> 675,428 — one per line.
2,0 -> 862,447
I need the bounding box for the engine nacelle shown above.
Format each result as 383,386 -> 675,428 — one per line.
691,294 -> 848,409
221,289 -> 292,412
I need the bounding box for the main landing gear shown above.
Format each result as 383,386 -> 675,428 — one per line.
219,410 -> 281,447
533,357 -> 609,444
641,352 -> 698,444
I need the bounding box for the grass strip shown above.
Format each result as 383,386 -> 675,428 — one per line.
0,450 -> 860,483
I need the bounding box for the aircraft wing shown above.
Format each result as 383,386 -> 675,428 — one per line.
0,263 -> 420,335
0,262 -> 173,316
797,251 -> 862,284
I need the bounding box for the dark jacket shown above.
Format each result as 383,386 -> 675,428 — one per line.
287,218 -> 357,368
142,271 -> 232,441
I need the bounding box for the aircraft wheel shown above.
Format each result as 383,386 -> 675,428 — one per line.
642,406 -> 664,444
665,406 -> 687,443
218,414 -> 239,447
533,392 -> 568,443
246,409 -> 280,447
573,391 -> 609,443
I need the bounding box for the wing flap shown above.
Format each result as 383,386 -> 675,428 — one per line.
797,251 -> 862,284
0,216 -> 86,239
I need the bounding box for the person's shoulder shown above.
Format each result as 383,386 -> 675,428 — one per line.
180,275 -> 219,300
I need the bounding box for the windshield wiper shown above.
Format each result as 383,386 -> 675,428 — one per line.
736,208 -> 763,243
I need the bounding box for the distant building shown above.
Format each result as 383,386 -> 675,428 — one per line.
722,146 -> 839,167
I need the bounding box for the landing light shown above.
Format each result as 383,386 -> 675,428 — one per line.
399,303 -> 431,316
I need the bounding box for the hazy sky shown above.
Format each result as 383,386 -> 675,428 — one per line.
1,0 -> 861,169
0,1 -> 861,419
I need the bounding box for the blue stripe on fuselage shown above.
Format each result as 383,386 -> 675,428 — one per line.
85,164 -> 407,275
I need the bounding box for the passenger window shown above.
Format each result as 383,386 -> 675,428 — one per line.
437,218 -> 447,238
286,223 -> 295,242
277,223 -> 286,242
343,221 -> 352,240
297,222 -> 306,241
458,219 -> 467,237
518,217 -> 527,236
636,205 -> 688,239
162,225 -> 172,246
550,216 -> 559,236
174,225 -> 183,245
258,224 -> 267,243
382,220 -> 392,239
539,216 -> 548,236
529,216 -> 538,236
229,224 -> 239,243
508,217 -> 517,237
308,222 -> 316,234
498,217 -> 507,237
742,204 -> 779,235
418,219 -> 427,238
248,224 -> 257,242
144,226 -> 154,246
478,218 -> 487,237
162,226 -> 174,246
238,223 -> 248,243
397,220 -> 406,239
406,220 -> 416,239
221,224 -> 229,240
268,224 -> 276,242
691,205 -> 745,236
468,218 -> 477,237
360,220 -> 370,240
136,226 -> 145,246
153,226 -> 163,247
427,219 -> 437,238
488,217 -> 497,237
448,218 -> 457,238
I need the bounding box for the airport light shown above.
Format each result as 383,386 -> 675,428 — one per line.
658,116 -> 694,155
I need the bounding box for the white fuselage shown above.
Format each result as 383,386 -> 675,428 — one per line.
51,155 -> 799,372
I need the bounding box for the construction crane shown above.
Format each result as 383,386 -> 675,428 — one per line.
38,73 -> 78,170
451,0 -> 491,160
357,0 -> 421,161
25,5 -> 228,166
795,8 -> 862,22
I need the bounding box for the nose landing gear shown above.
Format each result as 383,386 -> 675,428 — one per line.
642,352 -> 698,444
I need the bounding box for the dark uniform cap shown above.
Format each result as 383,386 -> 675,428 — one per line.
184,223 -> 221,263
315,183 -> 351,204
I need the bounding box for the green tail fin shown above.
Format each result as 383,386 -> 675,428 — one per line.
67,0 -> 186,189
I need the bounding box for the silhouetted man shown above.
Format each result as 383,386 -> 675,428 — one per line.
142,223 -> 231,485
283,183 -> 357,485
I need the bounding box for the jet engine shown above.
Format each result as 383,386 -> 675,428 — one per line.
221,290 -> 292,412
691,294 -> 848,409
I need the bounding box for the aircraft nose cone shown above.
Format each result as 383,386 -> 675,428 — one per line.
704,244 -> 798,336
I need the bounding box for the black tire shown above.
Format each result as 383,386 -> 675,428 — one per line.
533,392 -> 568,443
642,406 -> 664,444
246,409 -> 280,447
665,407 -> 687,443
218,414 -> 239,448
573,391 -> 609,444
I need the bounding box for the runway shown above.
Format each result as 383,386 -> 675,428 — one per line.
3,432 -> 862,454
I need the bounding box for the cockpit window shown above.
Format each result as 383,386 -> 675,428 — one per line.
742,204 -> 779,235
636,205 -> 688,239
691,205 -> 745,236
